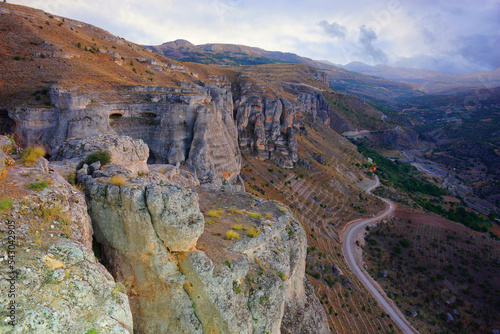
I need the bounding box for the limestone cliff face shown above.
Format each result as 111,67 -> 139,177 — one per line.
77,161 -> 328,333
11,84 -> 241,183
234,90 -> 331,168
79,168 -> 204,333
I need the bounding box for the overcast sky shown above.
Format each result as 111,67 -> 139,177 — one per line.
9,0 -> 500,74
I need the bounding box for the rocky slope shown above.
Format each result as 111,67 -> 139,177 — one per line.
0,152 -> 133,333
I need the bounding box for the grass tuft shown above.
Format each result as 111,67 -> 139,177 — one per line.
246,228 -> 260,238
207,209 -> 224,217
247,212 -> 262,219
231,224 -> 244,230
21,146 -> 46,166
109,176 -> 126,186
28,180 -> 48,190
0,198 -> 14,211
225,230 -> 240,240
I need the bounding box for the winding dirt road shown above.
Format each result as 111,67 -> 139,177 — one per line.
341,177 -> 419,334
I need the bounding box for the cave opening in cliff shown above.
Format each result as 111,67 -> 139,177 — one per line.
0,110 -> 15,134
141,112 -> 157,119
109,113 -> 123,120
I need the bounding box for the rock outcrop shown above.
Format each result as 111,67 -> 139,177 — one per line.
78,166 -> 205,333
234,89 -> 331,168
52,134 -> 149,174
0,161 -> 132,334
77,162 -> 328,333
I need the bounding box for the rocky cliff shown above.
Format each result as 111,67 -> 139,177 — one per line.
0,156 -> 133,333
9,77 -> 334,177
11,84 -> 241,184
72,137 -> 328,333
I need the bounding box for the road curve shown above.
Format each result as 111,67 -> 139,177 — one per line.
340,176 -> 419,334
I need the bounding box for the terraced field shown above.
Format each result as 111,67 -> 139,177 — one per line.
240,120 -> 403,333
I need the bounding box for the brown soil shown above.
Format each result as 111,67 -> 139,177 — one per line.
363,208 -> 500,334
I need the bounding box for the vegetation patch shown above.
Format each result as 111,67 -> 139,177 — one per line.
82,150 -> 111,167
246,227 -> 260,238
28,180 -> 48,190
109,176 -> 126,186
207,209 -> 224,217
247,212 -> 262,219
231,224 -> 244,230
0,198 -> 14,211
225,230 -> 240,240
21,146 -> 46,167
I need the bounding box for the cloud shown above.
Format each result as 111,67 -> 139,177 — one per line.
456,34 -> 500,70
318,20 -> 346,39
357,25 -> 388,63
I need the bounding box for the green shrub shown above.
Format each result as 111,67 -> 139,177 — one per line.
83,150 -> 111,167
67,172 -> 75,185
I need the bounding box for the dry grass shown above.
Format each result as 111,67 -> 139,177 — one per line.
21,146 -> 46,167
109,175 -> 126,186
247,212 -> 262,219
41,204 -> 61,221
206,218 -> 220,225
231,224 -> 244,230
246,227 -> 260,238
226,207 -> 243,215
225,230 -> 240,240
207,209 -> 224,217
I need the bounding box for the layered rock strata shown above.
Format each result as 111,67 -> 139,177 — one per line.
11,84 -> 241,183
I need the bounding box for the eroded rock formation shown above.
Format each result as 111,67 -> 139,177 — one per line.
75,151 -> 328,333
11,84 -> 241,183
52,134 -> 149,174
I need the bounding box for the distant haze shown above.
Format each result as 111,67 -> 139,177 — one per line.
9,0 -> 500,74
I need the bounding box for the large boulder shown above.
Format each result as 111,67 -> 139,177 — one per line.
51,134 -> 149,174
78,169 -> 205,333
78,166 -> 328,333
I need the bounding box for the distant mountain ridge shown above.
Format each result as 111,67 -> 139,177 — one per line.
147,40 -> 427,101
147,39 -> 342,69
148,40 -> 500,97
343,61 -> 500,94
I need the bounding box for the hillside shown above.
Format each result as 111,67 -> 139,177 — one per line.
148,40 -> 427,102
363,208 -> 500,333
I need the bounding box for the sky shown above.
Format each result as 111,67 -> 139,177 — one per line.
8,0 -> 500,74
